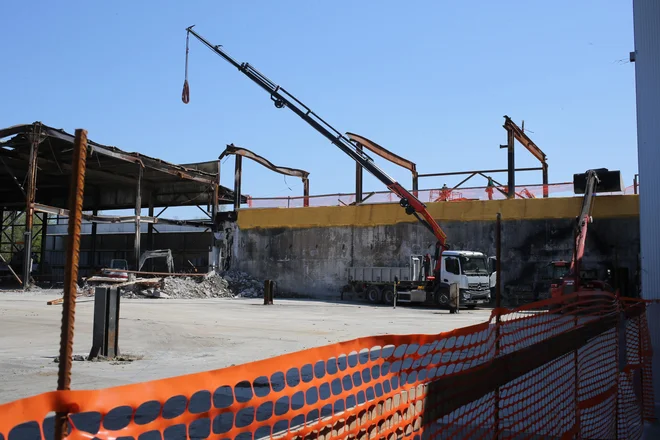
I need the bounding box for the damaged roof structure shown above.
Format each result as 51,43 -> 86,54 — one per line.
0,121 -> 247,286
0,122 -> 246,211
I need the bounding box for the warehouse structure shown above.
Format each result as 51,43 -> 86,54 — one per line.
0,122 -> 245,285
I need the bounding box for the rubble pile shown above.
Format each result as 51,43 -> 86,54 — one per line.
222,270 -> 265,298
119,270 -> 266,299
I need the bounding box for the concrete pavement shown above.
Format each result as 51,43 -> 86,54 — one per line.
0,291 -> 492,404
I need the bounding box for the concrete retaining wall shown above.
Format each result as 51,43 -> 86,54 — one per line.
233,195 -> 641,301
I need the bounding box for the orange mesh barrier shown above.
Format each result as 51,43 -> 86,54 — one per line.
0,294 -> 654,439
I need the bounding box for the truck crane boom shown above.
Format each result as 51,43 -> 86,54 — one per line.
550,168 -> 623,303
570,169 -> 600,281
184,26 -> 448,274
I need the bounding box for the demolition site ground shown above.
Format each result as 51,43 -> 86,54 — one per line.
0,291 -> 491,404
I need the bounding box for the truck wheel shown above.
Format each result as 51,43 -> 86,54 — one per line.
382,287 -> 394,304
366,286 -> 381,303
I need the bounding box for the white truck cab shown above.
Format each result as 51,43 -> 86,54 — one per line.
440,251 -> 492,308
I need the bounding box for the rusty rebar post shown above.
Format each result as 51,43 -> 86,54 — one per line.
54,129 -> 88,440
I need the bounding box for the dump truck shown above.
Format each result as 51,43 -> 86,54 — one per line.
347,251 -> 493,309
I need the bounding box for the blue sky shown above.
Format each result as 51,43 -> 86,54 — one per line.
2,1 -> 637,209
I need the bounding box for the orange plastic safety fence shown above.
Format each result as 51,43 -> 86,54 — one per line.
244,183 -> 582,209
0,294 -> 654,440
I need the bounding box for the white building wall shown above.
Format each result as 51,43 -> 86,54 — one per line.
632,0 -> 660,410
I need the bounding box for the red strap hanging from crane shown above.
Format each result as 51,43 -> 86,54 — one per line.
181,30 -> 190,104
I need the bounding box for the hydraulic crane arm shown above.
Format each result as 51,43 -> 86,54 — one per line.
569,168 -> 622,284
570,169 -> 599,277
184,26 -> 448,253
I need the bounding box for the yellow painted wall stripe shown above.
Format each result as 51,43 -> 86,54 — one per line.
237,195 -> 639,230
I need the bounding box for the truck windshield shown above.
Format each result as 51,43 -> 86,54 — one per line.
459,256 -> 488,275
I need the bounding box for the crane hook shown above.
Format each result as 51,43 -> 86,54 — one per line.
182,30 -> 191,104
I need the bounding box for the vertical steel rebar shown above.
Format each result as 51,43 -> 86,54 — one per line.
54,129 -> 88,440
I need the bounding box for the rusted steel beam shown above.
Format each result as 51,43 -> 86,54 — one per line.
7,149 -> 141,187
54,128 -> 88,440
345,132 -> 417,173
347,131 -> 421,196
503,116 -> 548,163
32,203 -> 210,228
2,123 -> 218,184
502,116 -> 549,198
221,144 -> 310,179
418,167 -> 542,178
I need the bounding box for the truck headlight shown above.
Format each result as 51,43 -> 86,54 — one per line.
463,293 -> 471,300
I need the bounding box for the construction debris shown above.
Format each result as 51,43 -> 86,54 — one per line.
115,270 -> 267,299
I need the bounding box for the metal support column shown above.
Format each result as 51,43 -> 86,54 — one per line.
303,178 -> 310,207
134,165 -> 142,270
355,143 -> 363,204
506,129 -> 515,198
147,193 -> 154,250
88,287 -> 120,359
234,155 -> 242,210
542,164 -> 549,198
147,193 -> 155,272
89,188 -> 99,270
210,161 -> 220,272
40,213 -> 48,277
412,172 -> 419,198
23,123 -> 42,289
90,211 -> 98,270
